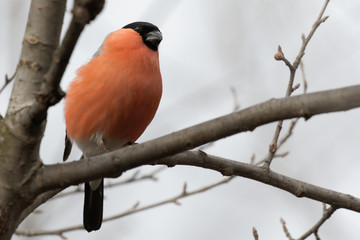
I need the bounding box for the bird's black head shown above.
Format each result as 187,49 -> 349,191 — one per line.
123,21 -> 162,51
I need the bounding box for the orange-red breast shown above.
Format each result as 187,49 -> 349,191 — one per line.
64,22 -> 163,232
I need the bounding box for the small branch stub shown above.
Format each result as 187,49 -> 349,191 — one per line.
252,227 -> 259,240
269,142 -> 277,153
280,218 -> 294,240
274,45 -> 294,70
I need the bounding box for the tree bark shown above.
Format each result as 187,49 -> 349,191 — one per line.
36,84 -> 360,193
0,1 -> 66,239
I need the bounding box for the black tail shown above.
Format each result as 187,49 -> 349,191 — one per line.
84,179 -> 104,232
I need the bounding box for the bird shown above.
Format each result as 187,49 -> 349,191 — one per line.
63,21 -> 163,232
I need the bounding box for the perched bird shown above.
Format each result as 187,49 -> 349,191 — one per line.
63,22 -> 163,232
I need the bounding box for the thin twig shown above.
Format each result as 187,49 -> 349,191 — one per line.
297,205 -> 337,240
230,86 -> 241,112
274,151 -> 289,158
16,177 -> 234,238
280,217 -> 294,240
106,177 -> 234,221
255,58 -> 308,166
107,167 -> 165,186
274,45 -> 293,70
299,61 -> 308,93
199,87 -> 240,151
253,119 -> 297,166
0,67 -> 18,94
293,0 -> 330,69
52,167 -> 166,200
263,0 -> 329,169
278,120 -> 298,147
252,227 -> 259,240
250,153 -> 256,165
51,185 -> 83,200
292,83 -> 301,93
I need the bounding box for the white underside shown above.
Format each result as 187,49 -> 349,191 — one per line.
75,132 -> 128,190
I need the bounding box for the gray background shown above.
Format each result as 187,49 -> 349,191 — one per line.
1,0 -> 360,239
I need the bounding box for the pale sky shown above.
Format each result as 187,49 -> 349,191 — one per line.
1,0 -> 360,239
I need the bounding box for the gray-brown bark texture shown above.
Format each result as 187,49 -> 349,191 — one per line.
0,0 -> 104,239
0,1 -> 66,239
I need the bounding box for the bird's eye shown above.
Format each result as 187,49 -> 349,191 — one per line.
134,26 -> 142,32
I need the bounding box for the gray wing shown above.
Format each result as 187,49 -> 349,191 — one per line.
92,43 -> 103,58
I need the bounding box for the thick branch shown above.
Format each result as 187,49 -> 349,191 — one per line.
36,85 -> 360,192
5,0 -> 66,137
0,2 -> 67,238
155,152 -> 360,212
30,0 -> 105,124
0,2 -> 104,238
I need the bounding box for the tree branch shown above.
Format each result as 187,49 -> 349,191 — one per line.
265,0 -> 329,169
0,2 -> 104,238
34,85 -> 360,206
293,0 -> 330,70
252,227 -> 259,240
16,177 -> 233,238
297,205 -> 336,240
153,151 -> 360,212
281,217 -> 294,240
16,189 -> 63,227
52,167 -> 165,200
5,0 -> 66,137
30,0 -> 105,124
0,67 -> 17,95
0,1 -> 67,238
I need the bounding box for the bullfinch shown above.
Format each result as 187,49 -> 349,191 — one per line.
63,22 -> 163,232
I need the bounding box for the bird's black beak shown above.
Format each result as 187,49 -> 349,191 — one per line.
145,30 -> 163,50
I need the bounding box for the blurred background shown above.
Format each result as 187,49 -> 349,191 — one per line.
1,0 -> 360,239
